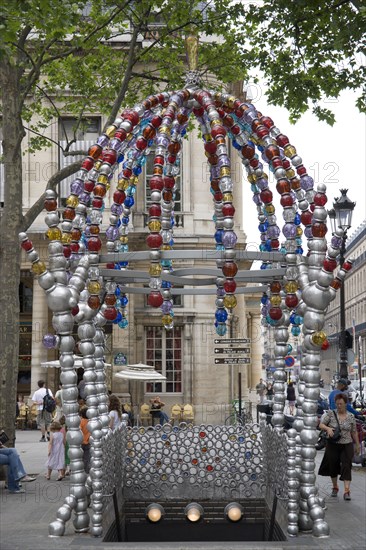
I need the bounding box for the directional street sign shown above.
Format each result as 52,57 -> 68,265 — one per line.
214,338 -> 251,344
214,357 -> 251,365
214,347 -> 251,354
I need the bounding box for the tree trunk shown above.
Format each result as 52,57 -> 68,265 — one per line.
0,59 -> 25,446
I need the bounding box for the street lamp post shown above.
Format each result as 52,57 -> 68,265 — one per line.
328,189 -> 356,379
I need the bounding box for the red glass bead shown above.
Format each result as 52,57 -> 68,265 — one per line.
276,179 -> 290,194
81,157 -> 94,171
163,190 -> 173,201
199,431 -> 206,438
256,126 -> 269,138
285,294 -> 299,308
149,204 -> 161,217
135,137 -> 147,151
88,236 -> 102,251
241,144 -> 255,159
150,115 -> 163,128
113,189 -> 126,204
301,210 -> 313,225
106,263 -> 115,269
148,292 -> 163,308
323,258 -> 337,272
193,106 -> 205,117
343,261 -> 353,272
146,234 -> 163,248
88,144 -> 102,159
321,339 -> 330,351
88,295 -> 101,310
154,155 -> 164,166
102,149 -> 117,165
21,240 -> 33,251
260,189 -> 273,204
206,465 -> 214,472
210,179 -> 220,192
260,116 -> 274,129
222,204 -> 235,216
44,198 -> 57,211
123,168 -> 132,178
84,180 -> 95,193
280,194 -> 293,207
105,294 -> 117,306
150,176 -> 164,190
331,278 -> 342,290
143,125 -> 156,140
207,154 -> 218,165
312,222 -> 327,238
204,140 -> 217,154
231,124 -> 241,135
167,154 -> 176,164
276,134 -> 289,147
251,119 -> 261,131
168,142 -> 180,155
92,197 -> 103,209
314,192 -> 328,206
123,109 -> 139,126
224,279 -> 237,293
70,242 -> 79,253
71,305 -> 79,317
249,157 -> 259,168
271,158 -> 283,169
104,307 -> 117,320
310,204 -> 315,212
214,191 -> 223,202
177,113 -> 188,124
270,281 -> 281,293
222,262 -> 238,277
271,239 -> 280,249
192,458 -> 198,465
269,307 -> 282,320
297,165 -> 307,176
201,447 -> 207,453
265,145 -> 280,160
163,176 -> 175,189
63,245 -> 71,258
114,128 -> 127,141
223,115 -> 234,127
291,178 -> 301,190
211,125 -> 227,138
63,207 -> 75,221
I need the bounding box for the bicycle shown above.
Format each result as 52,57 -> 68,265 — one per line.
224,401 -> 253,426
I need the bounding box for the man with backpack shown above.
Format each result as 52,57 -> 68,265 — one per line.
32,380 -> 55,442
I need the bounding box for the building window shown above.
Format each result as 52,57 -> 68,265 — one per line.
144,147 -> 183,227
58,117 -> 101,206
19,282 -> 33,314
145,326 -> 182,394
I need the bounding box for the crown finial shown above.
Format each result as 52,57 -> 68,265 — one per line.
185,34 -> 199,71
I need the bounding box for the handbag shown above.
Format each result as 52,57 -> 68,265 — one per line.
0,431 -> 9,445
315,430 -> 327,450
327,411 -> 341,443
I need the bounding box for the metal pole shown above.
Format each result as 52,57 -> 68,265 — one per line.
358,336 -> 364,404
238,372 -> 242,419
339,236 -> 348,379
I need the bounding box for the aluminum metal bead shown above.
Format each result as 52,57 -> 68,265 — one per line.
49,520 -> 66,537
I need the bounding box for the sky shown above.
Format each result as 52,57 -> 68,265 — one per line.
240,87 -> 366,254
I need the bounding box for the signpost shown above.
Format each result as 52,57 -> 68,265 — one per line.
214,338 -> 250,344
214,357 -> 250,365
214,347 -> 250,354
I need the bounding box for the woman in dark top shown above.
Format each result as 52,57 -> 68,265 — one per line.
286,381 -> 296,415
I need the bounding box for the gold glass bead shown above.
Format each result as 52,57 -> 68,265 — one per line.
46,227 -> 62,241
264,204 -> 275,214
284,145 -> 297,158
97,174 -> 109,185
61,232 -> 72,244
312,331 -> 327,346
296,226 -> 303,236
224,295 -> 237,309
222,192 -> 233,203
220,167 -> 231,177
210,119 -> 221,126
247,174 -> 256,184
87,281 -> 102,294
284,281 -> 298,293
105,125 -> 116,138
149,263 -> 162,276
117,178 -> 129,190
32,261 -> 47,275
270,295 -> 282,306
119,236 -> 128,244
286,169 -> 296,179
148,220 -> 161,232
162,314 -> 173,325
66,195 -> 79,208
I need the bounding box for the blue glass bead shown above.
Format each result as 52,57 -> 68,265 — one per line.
115,286 -> 121,296
119,261 -> 128,268
215,309 -> 228,322
280,246 -> 287,254
161,281 -> 171,288
250,473 -> 257,481
117,154 -> 124,163
118,318 -> 129,329
214,229 -> 224,244
120,296 -> 128,306
261,294 -> 268,304
294,213 -> 301,225
122,217 -> 129,225
260,263 -> 267,270
124,196 -> 134,208
294,315 -> 303,325
216,323 -> 227,336
291,326 -> 301,336
245,451 -> 252,459
116,311 -> 122,323
259,244 -> 266,252
289,313 -> 296,324
296,247 -> 303,254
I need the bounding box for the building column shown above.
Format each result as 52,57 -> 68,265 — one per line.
29,281 -> 49,401
249,311 -> 263,389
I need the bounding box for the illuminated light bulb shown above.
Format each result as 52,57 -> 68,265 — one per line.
146,503 -> 164,523
225,502 -> 243,522
185,503 -> 204,523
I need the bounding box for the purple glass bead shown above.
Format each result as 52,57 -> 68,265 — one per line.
84,226 -> 91,236
171,94 -> 183,106
79,192 -> 90,205
70,178 -> 84,195
252,193 -> 261,205
111,203 -> 123,216
161,300 -> 173,314
256,178 -> 268,190
222,230 -> 237,248
260,233 -> 267,242
216,287 -> 225,297
106,226 -> 119,240
97,135 -> 109,147
156,136 -> 169,148
110,138 -> 123,151
331,235 -> 343,248
218,156 -> 230,168
267,225 -> 280,238
211,165 -> 220,178
300,175 -> 314,191
304,226 -> 313,238
243,110 -> 257,124
43,333 -> 57,349
282,223 -> 297,238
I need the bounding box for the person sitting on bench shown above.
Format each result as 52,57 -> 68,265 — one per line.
150,396 -> 169,425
